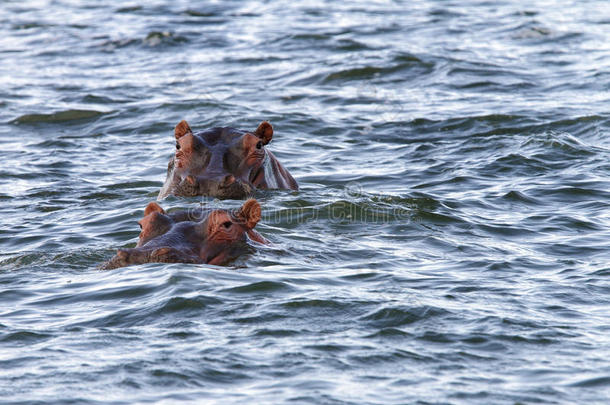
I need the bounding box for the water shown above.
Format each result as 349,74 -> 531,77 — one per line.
1,0 -> 609,403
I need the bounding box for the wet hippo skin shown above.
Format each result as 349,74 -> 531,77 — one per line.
101,199 -> 268,269
158,120 -> 298,199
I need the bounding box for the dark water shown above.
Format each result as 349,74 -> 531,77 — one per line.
1,0 -> 610,403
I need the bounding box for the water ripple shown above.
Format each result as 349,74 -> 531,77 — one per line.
1,0 -> 609,403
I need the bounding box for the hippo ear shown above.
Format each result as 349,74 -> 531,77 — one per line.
175,120 -> 192,139
255,121 -> 273,145
144,202 -> 166,216
236,199 -> 261,229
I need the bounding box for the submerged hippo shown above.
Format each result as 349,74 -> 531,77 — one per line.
158,120 -> 298,199
101,199 -> 267,269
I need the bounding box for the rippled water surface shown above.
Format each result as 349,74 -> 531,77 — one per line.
1,0 -> 610,403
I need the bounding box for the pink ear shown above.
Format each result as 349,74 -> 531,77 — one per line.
144,202 -> 165,216
174,120 -> 192,139
255,121 -> 273,145
237,199 -> 261,229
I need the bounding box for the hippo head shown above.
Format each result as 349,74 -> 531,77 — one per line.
103,199 -> 268,269
158,120 -> 298,199
101,199 -> 265,269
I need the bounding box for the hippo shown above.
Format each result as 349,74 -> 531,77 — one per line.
101,199 -> 268,269
158,120 -> 298,199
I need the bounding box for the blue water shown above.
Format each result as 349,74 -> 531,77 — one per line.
1,1 -> 610,403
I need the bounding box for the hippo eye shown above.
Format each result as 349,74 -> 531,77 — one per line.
222,221 -> 232,229
256,141 -> 263,149
175,142 -> 180,150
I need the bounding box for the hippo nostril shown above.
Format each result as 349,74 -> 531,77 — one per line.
185,175 -> 197,185
222,174 -> 235,186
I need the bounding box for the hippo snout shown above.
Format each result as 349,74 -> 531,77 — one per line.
174,174 -> 253,199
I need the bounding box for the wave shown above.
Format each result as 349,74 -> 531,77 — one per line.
12,109 -> 109,124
